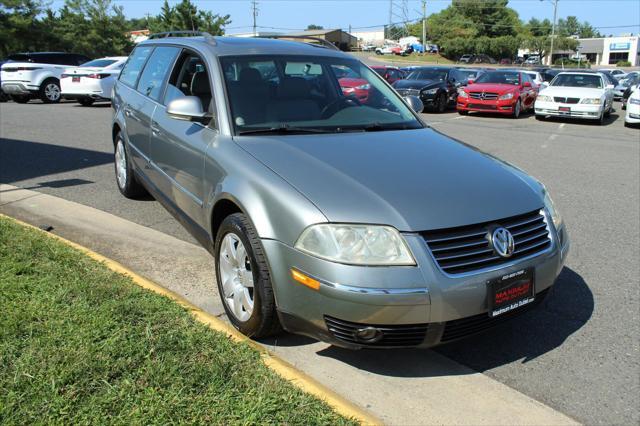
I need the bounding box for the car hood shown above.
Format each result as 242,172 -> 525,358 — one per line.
236,128 -> 543,232
465,83 -> 519,94
393,79 -> 440,90
339,77 -> 368,88
539,86 -> 605,98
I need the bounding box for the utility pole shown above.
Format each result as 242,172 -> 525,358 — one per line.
251,0 -> 259,37
549,0 -> 558,65
422,0 -> 427,54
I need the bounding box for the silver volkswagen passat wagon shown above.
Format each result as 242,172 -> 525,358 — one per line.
111,32 -> 569,349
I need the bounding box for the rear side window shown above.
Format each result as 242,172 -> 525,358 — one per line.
136,46 -> 180,101
119,46 -> 154,88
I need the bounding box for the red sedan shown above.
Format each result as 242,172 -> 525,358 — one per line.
457,70 -> 537,118
371,66 -> 406,84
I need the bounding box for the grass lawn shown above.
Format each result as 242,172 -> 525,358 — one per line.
0,217 -> 355,425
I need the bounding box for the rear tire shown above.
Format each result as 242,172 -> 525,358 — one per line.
215,213 -> 281,338
39,78 -> 61,103
78,98 -> 94,107
11,95 -> 31,104
114,132 -> 147,199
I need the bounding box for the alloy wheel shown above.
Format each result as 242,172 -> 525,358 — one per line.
115,140 -> 127,190
45,83 -> 60,102
219,233 -> 254,322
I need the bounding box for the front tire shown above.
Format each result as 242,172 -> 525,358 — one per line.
435,92 -> 447,113
215,213 -> 281,338
11,95 -> 31,104
114,133 -> 147,198
39,78 -> 61,103
512,99 -> 521,118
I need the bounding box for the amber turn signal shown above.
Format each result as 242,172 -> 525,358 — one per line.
291,268 -> 320,290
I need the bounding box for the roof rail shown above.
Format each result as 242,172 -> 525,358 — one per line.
147,31 -> 217,45
254,34 -> 341,51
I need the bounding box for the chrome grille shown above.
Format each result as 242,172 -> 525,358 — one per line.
553,97 -> 580,104
421,210 -> 551,275
324,316 -> 428,347
469,92 -> 498,100
396,88 -> 421,97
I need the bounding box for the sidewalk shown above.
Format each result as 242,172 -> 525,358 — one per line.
0,183 -> 578,425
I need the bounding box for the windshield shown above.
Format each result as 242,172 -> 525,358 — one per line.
220,55 -> 423,135
551,74 -> 603,88
456,69 -> 480,80
80,59 -> 117,68
407,69 -> 448,81
475,71 -> 520,85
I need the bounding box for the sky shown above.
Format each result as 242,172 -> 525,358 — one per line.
50,0 -> 640,36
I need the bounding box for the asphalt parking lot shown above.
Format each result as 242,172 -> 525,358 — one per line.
1,98 -> 638,424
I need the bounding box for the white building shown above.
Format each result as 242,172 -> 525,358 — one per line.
549,35 -> 640,66
351,29 -> 385,47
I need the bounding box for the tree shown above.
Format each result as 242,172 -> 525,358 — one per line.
523,34 -> 578,60
306,24 -> 323,30
148,0 -> 230,35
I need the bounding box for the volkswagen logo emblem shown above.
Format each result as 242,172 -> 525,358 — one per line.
491,227 -> 515,258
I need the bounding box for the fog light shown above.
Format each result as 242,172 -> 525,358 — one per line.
355,327 -> 383,343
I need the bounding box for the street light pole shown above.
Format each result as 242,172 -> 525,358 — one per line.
422,0 -> 427,54
549,0 -> 558,65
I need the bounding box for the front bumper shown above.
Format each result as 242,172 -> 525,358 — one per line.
264,223 -> 570,349
457,96 -> 517,114
625,104 -> 640,123
535,101 -> 603,119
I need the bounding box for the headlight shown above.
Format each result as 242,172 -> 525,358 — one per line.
580,98 -> 602,104
422,88 -> 438,95
537,95 -> 553,102
630,98 -> 640,105
499,92 -> 514,100
355,83 -> 371,90
458,90 -> 468,98
295,224 -> 416,266
542,188 -> 562,230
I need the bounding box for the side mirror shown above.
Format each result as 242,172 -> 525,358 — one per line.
404,95 -> 424,113
523,81 -> 532,88
606,84 -> 614,90
167,96 -> 207,122
467,78 -> 475,84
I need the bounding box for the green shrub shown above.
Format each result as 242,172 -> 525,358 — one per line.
616,60 -> 632,67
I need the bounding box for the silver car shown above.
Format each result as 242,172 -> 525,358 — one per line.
111,32 -> 569,349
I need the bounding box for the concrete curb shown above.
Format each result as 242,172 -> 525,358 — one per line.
0,213 -> 381,426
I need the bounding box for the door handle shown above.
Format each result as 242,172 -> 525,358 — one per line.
150,122 -> 161,134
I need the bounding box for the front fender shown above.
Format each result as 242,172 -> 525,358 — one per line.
204,141 -> 327,246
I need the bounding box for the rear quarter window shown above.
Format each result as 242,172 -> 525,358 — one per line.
119,46 -> 154,88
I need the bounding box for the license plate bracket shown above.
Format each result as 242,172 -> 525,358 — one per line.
487,268 -> 535,318
72,76 -> 80,82
558,106 -> 570,113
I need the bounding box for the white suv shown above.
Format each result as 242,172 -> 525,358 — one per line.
1,52 -> 90,103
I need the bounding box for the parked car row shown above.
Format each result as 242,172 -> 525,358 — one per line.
0,52 -> 126,106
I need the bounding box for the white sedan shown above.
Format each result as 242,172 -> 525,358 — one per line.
522,70 -> 545,88
625,86 -> 640,127
60,56 -> 127,106
534,72 -> 614,125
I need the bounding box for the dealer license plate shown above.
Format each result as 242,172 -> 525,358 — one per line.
487,268 -> 535,318
72,76 -> 80,82
558,106 -> 570,113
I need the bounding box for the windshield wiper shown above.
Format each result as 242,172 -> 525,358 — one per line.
238,125 -> 333,135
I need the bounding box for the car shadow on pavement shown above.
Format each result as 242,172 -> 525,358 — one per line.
0,138 -> 113,183
314,267 -> 593,378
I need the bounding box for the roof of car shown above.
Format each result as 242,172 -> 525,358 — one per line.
139,36 -> 347,58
